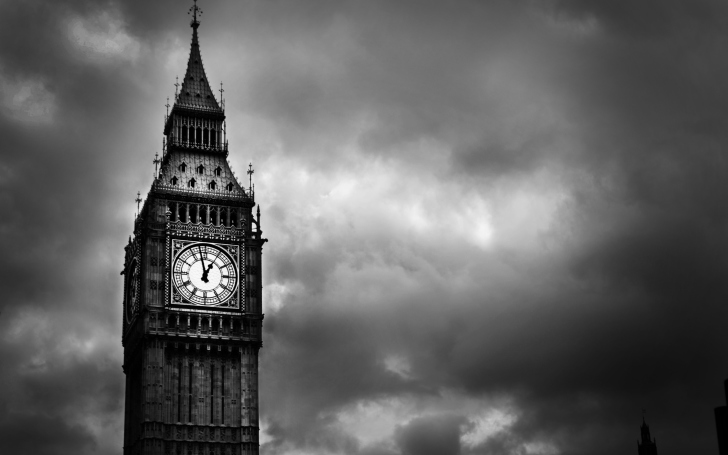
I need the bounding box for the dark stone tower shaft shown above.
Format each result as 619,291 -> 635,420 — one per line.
122,5 -> 267,455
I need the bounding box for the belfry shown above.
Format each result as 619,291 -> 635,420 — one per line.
122,3 -> 266,454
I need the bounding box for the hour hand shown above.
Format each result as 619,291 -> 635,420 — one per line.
201,263 -> 213,283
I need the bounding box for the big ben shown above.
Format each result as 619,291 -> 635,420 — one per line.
122,3 -> 266,454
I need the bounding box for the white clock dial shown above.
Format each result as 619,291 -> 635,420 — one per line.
172,244 -> 238,305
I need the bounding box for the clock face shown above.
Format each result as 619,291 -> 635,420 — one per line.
172,243 -> 238,306
125,259 -> 139,323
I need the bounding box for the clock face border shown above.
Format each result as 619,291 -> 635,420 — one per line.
169,239 -> 243,311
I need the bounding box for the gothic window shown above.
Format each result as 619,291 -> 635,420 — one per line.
221,208 -> 229,226
215,166 -> 222,176
230,209 -> 238,227
211,130 -> 217,146
208,180 -> 217,190
210,364 -> 215,424
226,182 -> 234,192
168,203 -> 177,221
190,205 -> 198,223
188,363 -> 193,423
170,176 -> 178,186
203,128 -> 209,145
180,205 -> 188,223
188,178 -> 196,188
182,126 -> 188,142
179,162 -> 186,172
195,93 -> 201,98
196,164 -> 204,174
200,206 -> 208,224
196,127 -> 202,145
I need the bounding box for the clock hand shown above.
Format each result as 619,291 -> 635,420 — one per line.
199,247 -> 209,283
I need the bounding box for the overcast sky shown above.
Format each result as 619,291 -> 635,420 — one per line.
2,0 -> 728,454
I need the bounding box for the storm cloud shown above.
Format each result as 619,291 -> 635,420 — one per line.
1,1 -> 728,454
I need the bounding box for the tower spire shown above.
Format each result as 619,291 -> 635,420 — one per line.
168,0 -> 222,114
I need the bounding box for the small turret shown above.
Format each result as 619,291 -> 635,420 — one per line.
638,416 -> 658,455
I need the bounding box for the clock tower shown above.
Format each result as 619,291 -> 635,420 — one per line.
122,4 -> 266,455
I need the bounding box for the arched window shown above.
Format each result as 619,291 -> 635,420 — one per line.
196,127 -> 202,145
210,129 -> 217,147
208,180 -> 217,190
170,176 -> 178,186
188,178 -> 196,188
196,165 -> 204,174
214,166 -> 222,177
203,128 -> 209,145
167,202 -> 177,222
178,162 -> 186,173
226,182 -> 234,192
182,126 -> 188,143
221,208 -> 229,226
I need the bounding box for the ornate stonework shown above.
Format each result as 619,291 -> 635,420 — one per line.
122,5 -> 267,455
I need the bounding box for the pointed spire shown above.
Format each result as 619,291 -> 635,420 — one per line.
173,0 -> 223,113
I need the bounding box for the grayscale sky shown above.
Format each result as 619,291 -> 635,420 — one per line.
1,1 -> 728,454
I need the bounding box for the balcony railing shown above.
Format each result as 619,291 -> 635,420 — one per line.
167,137 -> 228,153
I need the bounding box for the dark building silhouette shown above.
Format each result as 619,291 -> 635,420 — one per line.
638,417 -> 658,455
121,2 -> 267,454
716,380 -> 728,455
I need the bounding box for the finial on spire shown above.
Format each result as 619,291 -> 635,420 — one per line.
174,76 -> 179,98
219,81 -> 225,110
247,163 -> 255,193
135,191 -> 142,215
153,150 -> 161,178
188,0 -> 203,28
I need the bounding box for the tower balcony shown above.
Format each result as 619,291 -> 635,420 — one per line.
167,137 -> 228,154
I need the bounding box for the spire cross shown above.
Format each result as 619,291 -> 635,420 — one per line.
247,163 -> 254,191
189,0 -> 203,25
135,191 -> 142,215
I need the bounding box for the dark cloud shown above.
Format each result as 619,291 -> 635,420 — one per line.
0,413 -> 97,455
2,1 -> 728,455
395,414 -> 466,455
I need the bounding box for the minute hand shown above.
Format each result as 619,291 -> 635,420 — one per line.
199,247 -> 209,282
